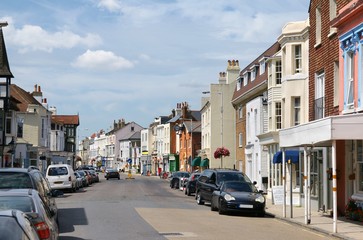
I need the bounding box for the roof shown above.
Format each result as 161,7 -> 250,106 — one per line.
52,115 -> 80,126
10,84 -> 40,112
0,28 -> 13,78
232,42 -> 280,104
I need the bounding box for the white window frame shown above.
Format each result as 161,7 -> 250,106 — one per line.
238,105 -> 243,119
315,7 -> 322,46
260,59 -> 265,75
294,45 -> 302,73
275,102 -> 281,130
333,61 -> 339,107
293,97 -> 301,126
346,51 -> 354,108
276,60 -> 282,84
238,133 -> 243,147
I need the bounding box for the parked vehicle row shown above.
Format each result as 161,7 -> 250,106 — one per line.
168,168 -> 266,217
0,164 -> 102,240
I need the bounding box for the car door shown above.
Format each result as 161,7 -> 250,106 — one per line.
203,172 -> 217,202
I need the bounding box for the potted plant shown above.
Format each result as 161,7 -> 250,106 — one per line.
214,147 -> 230,159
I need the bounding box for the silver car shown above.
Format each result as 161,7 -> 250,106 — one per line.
0,189 -> 59,240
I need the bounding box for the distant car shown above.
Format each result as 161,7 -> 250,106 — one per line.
75,170 -> 89,187
0,189 -> 59,239
0,167 -> 62,219
195,169 -> 252,205
88,170 -> 99,183
46,164 -> 77,192
83,170 -> 93,185
184,172 -> 201,196
169,171 -> 190,189
210,181 -> 266,216
0,209 -> 40,240
105,169 -> 120,180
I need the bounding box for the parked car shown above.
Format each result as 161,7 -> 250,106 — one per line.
75,170 -> 89,187
0,167 -> 62,219
169,171 -> 190,189
88,170 -> 99,183
184,172 -> 201,196
0,189 -> 59,239
83,170 -> 93,185
105,169 -> 120,180
46,164 -> 77,192
0,209 -> 40,240
210,181 -> 265,216
74,172 -> 84,189
195,169 -> 252,205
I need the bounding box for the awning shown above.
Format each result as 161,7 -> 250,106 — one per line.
191,156 -> 201,166
273,150 -> 299,164
200,158 -> 209,167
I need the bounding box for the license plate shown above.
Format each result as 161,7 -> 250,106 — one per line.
54,181 -> 63,184
239,204 -> 253,208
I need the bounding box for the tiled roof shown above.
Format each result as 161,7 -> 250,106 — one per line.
52,115 -> 79,126
0,28 -> 13,78
10,84 -> 41,112
232,42 -> 280,103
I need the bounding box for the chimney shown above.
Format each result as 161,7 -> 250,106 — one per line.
219,72 -> 226,84
226,60 -> 240,84
32,84 -> 43,104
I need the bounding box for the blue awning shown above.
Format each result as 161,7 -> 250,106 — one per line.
273,150 -> 299,164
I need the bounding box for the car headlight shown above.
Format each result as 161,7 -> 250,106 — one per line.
255,194 -> 265,203
224,194 -> 235,201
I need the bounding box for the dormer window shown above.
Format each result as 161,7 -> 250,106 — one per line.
236,78 -> 242,91
243,72 -> 248,86
259,58 -> 266,75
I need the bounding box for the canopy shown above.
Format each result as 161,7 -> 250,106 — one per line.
200,158 -> 209,167
273,150 -> 299,164
191,156 -> 201,166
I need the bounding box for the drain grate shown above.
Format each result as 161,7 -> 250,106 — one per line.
160,232 -> 183,236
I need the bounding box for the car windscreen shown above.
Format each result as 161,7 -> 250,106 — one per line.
222,182 -> 256,193
0,173 -> 33,189
0,216 -> 28,240
216,172 -> 250,185
0,196 -> 35,213
47,167 -> 69,176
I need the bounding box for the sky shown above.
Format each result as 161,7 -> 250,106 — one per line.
0,0 -> 309,138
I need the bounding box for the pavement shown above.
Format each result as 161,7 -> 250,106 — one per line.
265,199 -> 363,240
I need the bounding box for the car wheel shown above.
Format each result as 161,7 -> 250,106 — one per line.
196,192 -> 204,205
256,211 -> 265,217
118,177 -> 120,180
107,178 -> 109,180
218,199 -> 226,215
184,187 -> 187,195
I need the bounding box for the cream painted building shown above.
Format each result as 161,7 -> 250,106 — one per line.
201,60 -> 240,169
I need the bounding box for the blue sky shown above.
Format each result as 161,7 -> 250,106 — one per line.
0,0 -> 309,138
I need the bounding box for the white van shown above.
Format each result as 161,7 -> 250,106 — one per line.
46,164 -> 77,192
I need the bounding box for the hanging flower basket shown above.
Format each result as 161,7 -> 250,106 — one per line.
214,147 -> 230,159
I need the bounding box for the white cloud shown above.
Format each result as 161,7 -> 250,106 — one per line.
97,0 -> 122,12
3,20 -> 101,53
72,49 -> 134,70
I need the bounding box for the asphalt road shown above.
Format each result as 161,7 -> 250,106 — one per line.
56,173 -> 335,240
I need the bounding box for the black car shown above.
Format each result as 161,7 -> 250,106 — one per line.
0,168 -> 62,220
195,169 -> 252,205
169,171 -> 190,189
210,181 -> 265,216
105,169 -> 120,180
184,172 -> 201,196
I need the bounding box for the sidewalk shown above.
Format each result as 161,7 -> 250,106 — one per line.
265,199 -> 363,240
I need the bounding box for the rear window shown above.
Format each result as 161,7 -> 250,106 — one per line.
47,167 -> 69,176
0,196 -> 35,213
0,173 -> 33,189
0,216 -> 27,240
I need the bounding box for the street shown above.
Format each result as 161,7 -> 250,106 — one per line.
56,173 -> 335,240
